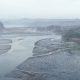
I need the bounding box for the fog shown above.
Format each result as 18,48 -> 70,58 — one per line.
0,0 -> 80,19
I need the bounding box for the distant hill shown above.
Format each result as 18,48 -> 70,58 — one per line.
0,21 -> 5,29
1,19 -> 80,27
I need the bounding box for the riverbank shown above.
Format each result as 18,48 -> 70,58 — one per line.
5,36 -> 80,80
0,33 -> 61,80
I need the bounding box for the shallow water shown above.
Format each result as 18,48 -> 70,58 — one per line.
0,34 -> 61,80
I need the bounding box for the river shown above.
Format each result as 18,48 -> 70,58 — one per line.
0,33 -> 61,80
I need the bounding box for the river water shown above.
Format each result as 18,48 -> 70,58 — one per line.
0,30 -> 61,80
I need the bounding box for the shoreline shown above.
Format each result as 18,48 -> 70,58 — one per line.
0,34 -> 61,80
5,35 -> 62,80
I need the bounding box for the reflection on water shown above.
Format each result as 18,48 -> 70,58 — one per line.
0,34 -> 61,80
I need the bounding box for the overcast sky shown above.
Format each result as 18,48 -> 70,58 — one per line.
0,0 -> 80,19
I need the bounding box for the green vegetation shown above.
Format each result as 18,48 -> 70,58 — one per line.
63,27 -> 80,40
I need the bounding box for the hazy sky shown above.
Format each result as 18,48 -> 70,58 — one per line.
0,0 -> 80,19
